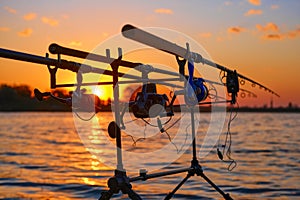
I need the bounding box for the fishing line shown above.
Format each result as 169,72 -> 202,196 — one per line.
73,95 -> 101,121
141,116 -> 173,127
134,123 -> 147,146
164,113 -> 188,153
178,122 -> 191,153
123,112 -> 185,152
141,116 -> 181,153
217,102 -> 238,171
123,118 -> 139,124
219,70 -> 227,85
74,110 -> 96,121
165,130 -> 179,153
123,121 -> 147,147
165,113 -> 186,131
208,83 -> 218,100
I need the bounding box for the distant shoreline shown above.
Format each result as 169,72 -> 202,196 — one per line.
1,106 -> 299,113
1,84 -> 299,113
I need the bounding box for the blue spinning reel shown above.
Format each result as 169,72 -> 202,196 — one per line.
184,60 -> 208,106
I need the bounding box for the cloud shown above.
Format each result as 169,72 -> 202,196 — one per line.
199,32 -> 212,38
228,26 -> 246,34
216,37 -> 224,42
102,32 -> 109,38
41,17 -> 59,26
248,0 -> 261,6
259,26 -> 300,40
69,41 -> 82,47
224,1 -> 232,6
4,6 -> 17,14
0,27 -> 10,32
61,14 -> 69,19
263,34 -> 282,40
287,28 -> 300,39
271,5 -> 279,10
262,30 -> 300,40
256,22 -> 279,32
23,13 -> 37,21
244,9 -> 263,16
18,28 -> 33,37
154,8 -> 173,15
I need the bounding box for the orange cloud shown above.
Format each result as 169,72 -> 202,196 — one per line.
248,0 -> 261,6
199,32 -> 212,38
69,41 -> 82,47
244,9 -> 263,16
61,14 -> 69,19
287,28 -> 300,39
228,26 -> 246,34
0,27 -> 10,32
18,28 -> 33,37
41,17 -> 59,26
23,13 -> 37,21
154,8 -> 173,15
260,26 -> 300,40
224,1 -> 232,6
263,34 -> 282,40
271,5 -> 279,10
4,6 -> 17,14
216,37 -> 224,42
102,32 -> 109,38
256,22 -> 279,32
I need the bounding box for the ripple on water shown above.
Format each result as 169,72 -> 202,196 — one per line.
0,112 -> 299,199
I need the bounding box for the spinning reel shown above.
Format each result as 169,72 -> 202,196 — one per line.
184,57 -> 208,106
34,88 -> 101,112
184,77 -> 208,106
130,83 -> 172,119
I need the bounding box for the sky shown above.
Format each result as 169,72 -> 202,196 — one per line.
0,0 -> 299,107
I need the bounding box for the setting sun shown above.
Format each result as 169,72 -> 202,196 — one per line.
91,86 -> 112,101
93,88 -> 104,97
92,87 -> 105,98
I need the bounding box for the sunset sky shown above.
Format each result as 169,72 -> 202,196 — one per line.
0,0 -> 299,107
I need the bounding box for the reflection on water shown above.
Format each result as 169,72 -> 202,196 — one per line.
0,112 -> 299,199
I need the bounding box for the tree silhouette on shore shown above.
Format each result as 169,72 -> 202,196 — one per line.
0,84 -> 71,111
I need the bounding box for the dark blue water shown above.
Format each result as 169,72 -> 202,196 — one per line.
0,112 -> 299,199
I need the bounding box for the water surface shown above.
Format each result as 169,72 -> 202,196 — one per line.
0,112 -> 299,199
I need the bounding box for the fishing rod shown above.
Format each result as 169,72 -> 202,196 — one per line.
48,43 -> 234,96
49,43 -> 181,78
0,47 -> 184,89
0,48 -> 139,84
121,24 -> 280,98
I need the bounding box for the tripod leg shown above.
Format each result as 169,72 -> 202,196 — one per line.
98,189 -> 114,200
164,173 -> 192,200
122,184 -> 143,200
199,172 -> 233,200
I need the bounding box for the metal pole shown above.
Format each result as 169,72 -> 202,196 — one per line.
114,81 -> 124,171
129,167 -> 191,182
191,107 -> 197,160
110,48 -> 124,171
